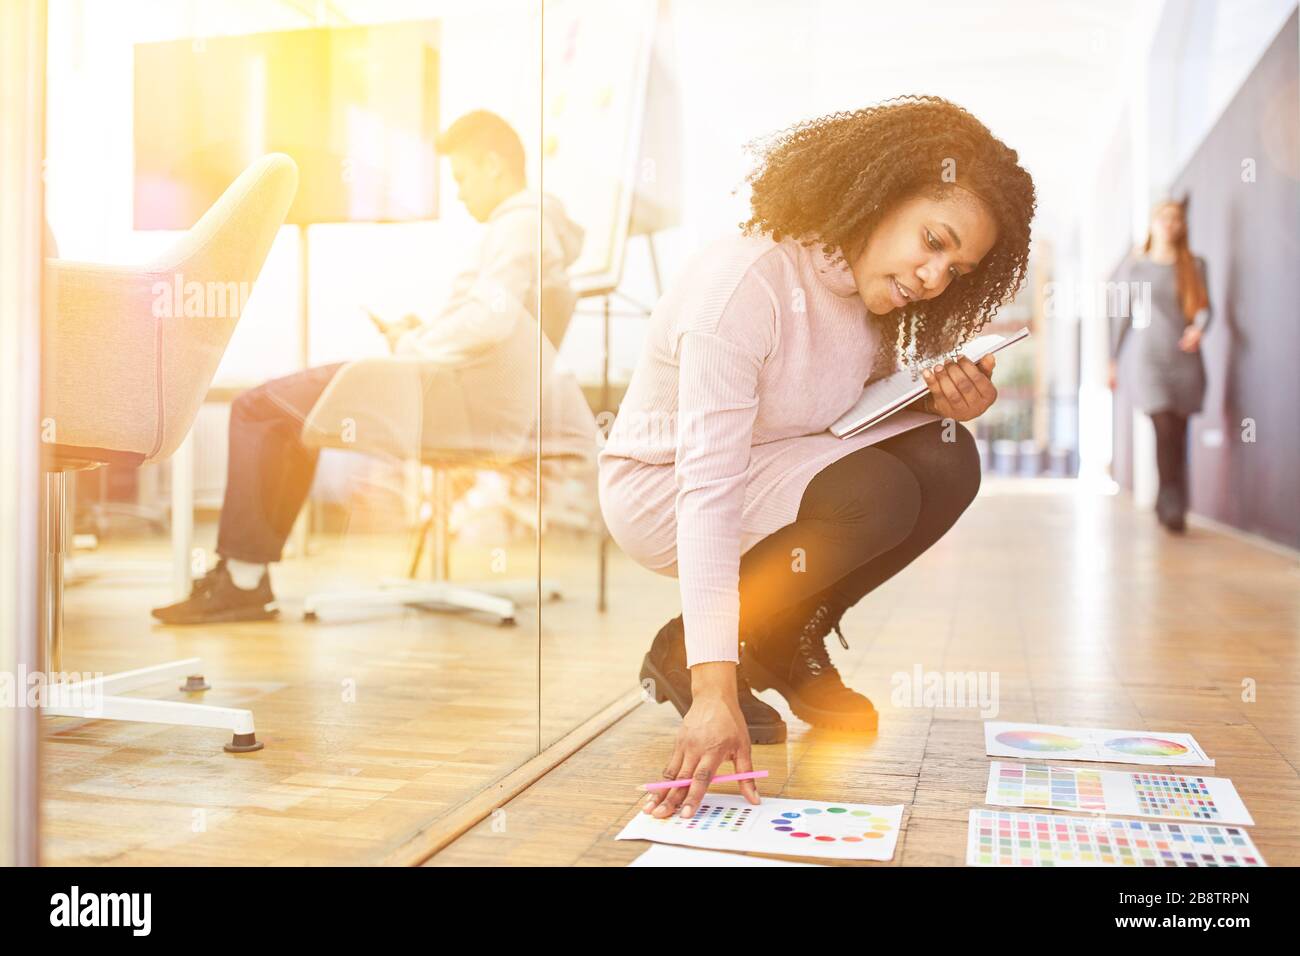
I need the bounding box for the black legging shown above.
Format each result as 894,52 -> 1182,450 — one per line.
1150,410 -> 1189,514
736,420 -> 981,638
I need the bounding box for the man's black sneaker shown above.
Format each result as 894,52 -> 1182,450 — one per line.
638,615 -> 787,745
151,559 -> 279,626
740,597 -> 878,733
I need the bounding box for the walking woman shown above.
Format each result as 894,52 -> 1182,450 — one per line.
597,96 -> 1036,819
1109,197 -> 1212,532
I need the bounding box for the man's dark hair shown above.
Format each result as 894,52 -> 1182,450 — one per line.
437,110 -> 526,178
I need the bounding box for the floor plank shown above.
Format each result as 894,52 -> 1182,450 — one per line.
42,522 -> 663,865
427,483 -> 1300,867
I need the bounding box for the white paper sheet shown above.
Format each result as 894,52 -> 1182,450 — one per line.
616,793 -> 904,861
628,845 -> 823,867
984,721 -> 1213,766
966,808 -> 1266,867
984,761 -> 1254,825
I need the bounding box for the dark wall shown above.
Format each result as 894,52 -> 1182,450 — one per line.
1114,10 -> 1299,550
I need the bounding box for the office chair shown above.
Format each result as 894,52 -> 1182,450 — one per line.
40,154 -> 298,752
298,294 -> 599,624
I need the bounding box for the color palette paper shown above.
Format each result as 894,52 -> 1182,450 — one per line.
985,721 -> 1213,766
986,762 -> 1254,825
966,809 -> 1267,867
1128,770 -> 1254,825
616,794 -> 904,861
988,761 -> 1107,812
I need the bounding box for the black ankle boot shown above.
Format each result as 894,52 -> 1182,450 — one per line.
740,598 -> 878,732
638,615 -> 787,745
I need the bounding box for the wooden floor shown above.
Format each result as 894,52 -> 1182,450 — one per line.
42,520 -> 675,865
41,481 -> 1300,866
427,482 -> 1300,866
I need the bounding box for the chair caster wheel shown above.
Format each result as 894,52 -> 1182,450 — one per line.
303,610 -> 318,621
224,733 -> 264,753
500,617 -> 516,627
179,675 -> 211,692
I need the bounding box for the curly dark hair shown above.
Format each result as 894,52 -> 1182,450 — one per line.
740,95 -> 1036,368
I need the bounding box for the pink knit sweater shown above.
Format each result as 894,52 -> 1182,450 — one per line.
598,235 -> 936,665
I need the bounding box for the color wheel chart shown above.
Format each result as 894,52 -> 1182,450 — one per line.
766,805 -> 897,844
616,794 -> 904,861
994,729 -> 1083,753
984,763 -> 1255,825
966,809 -> 1267,867
984,721 -> 1213,766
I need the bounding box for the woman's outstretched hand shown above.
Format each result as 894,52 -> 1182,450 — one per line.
1179,326 -> 1203,353
921,353 -> 998,422
642,663 -> 760,820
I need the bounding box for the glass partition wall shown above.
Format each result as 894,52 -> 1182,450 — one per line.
1,0 -> 46,870
39,0 -> 543,866
533,0 -> 676,749
34,0 -> 675,866
537,0 -> 682,749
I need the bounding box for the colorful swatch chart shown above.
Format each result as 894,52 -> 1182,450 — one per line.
966,809 -> 1267,867
985,762 -> 1254,825
988,762 -> 1106,811
616,794 -> 904,861
985,721 -> 1213,766
1128,770 -> 1254,824
1136,772 -> 1214,819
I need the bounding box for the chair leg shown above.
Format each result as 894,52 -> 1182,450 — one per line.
44,683 -> 258,737
41,471 -> 67,676
39,471 -> 260,753
432,465 -> 450,580
407,512 -> 433,578
304,580 -> 517,624
75,656 -> 207,695
598,529 -> 608,613
424,577 -> 563,602
42,664 -> 262,753
305,463 -> 540,624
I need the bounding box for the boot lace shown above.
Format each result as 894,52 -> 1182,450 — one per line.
187,560 -> 229,599
796,603 -> 850,685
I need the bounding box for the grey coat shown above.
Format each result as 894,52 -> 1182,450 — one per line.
1113,254 -> 1212,415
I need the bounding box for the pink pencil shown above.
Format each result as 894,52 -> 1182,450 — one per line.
640,770 -> 769,792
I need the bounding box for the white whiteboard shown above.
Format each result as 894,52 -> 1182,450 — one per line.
542,0 -> 676,294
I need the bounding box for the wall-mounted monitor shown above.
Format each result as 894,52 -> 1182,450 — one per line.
134,21 -> 440,227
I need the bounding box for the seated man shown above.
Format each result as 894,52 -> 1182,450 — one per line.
153,110 -> 585,625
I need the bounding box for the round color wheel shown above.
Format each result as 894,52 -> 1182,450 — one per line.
995,730 -> 1082,751
1105,736 -> 1190,757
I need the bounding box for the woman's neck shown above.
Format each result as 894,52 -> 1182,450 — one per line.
1146,241 -> 1177,264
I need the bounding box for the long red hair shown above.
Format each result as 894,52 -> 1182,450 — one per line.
1143,198 -> 1209,323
